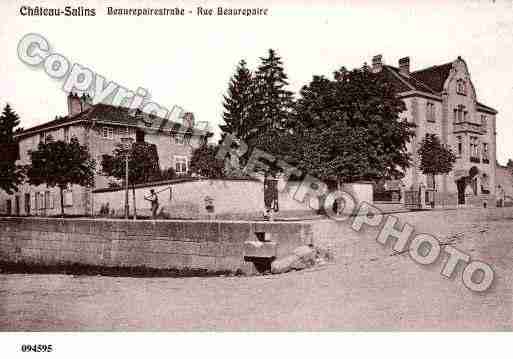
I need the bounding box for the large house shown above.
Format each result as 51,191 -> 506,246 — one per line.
372,55 -> 498,207
0,93 -> 212,216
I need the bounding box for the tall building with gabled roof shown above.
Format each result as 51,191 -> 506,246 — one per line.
372,55 -> 498,207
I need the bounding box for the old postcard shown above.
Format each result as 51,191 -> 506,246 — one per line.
0,0 -> 512,357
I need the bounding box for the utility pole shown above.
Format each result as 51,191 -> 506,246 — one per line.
121,135 -> 133,220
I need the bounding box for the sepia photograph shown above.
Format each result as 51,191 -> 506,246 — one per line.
0,0 -> 512,357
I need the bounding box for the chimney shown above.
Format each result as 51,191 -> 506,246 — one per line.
182,112 -> 195,129
372,54 -> 383,73
81,93 -> 92,112
67,93 -> 82,116
67,93 -> 92,116
398,57 -> 410,76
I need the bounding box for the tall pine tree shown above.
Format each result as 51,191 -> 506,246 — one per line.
252,49 -> 294,132
220,59 -> 254,141
0,104 -> 24,194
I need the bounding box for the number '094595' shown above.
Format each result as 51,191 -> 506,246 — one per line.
21,344 -> 53,352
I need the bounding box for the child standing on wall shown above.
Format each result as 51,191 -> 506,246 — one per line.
144,189 -> 159,219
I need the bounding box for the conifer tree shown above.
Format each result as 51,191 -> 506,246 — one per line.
220,59 -> 254,141
0,104 -> 24,194
252,49 -> 294,132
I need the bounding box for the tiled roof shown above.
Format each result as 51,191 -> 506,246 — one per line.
381,62 -> 497,113
16,104 -> 211,138
410,62 -> 453,93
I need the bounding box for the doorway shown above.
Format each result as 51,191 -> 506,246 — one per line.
456,178 -> 466,205
136,129 -> 145,143
14,195 -> 20,216
25,193 -> 30,215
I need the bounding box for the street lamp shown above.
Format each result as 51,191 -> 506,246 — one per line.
120,135 -> 134,220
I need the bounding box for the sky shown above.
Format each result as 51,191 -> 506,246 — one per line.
0,0 -> 512,164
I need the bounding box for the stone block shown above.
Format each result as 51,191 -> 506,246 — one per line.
271,254 -> 300,274
199,242 -> 223,257
189,255 -> 216,270
243,240 -> 277,258
220,222 -> 251,242
215,256 -> 244,272
222,243 -> 244,257
74,221 -> 92,234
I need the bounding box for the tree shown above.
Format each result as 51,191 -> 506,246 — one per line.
189,144 -> 226,178
101,141 -> 161,218
418,133 -> 457,190
26,137 -> 96,217
220,60 -> 254,141
292,67 -> 415,189
0,104 -> 24,194
239,49 -> 296,178
252,49 -> 294,133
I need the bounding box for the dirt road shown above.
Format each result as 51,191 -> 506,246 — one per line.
1,213 -> 511,330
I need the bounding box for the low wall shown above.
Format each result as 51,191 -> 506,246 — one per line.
92,178 -> 373,219
0,217 -> 313,273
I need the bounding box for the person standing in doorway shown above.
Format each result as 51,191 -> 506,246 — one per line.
144,189 -> 159,219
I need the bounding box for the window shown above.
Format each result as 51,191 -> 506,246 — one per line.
457,79 -> 467,95
426,102 -> 436,122
482,143 -> 489,163
101,126 -> 114,139
470,136 -> 480,162
456,136 -> 462,156
184,135 -> 191,146
39,132 -> 45,143
44,191 -> 54,209
427,174 -> 435,189
480,114 -> 487,126
175,134 -> 184,145
118,127 -> 129,137
64,127 -> 70,142
174,156 -> 188,174
454,105 -> 466,123
37,192 -> 44,210
64,190 -> 73,207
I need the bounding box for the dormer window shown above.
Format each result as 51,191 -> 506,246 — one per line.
457,79 -> 467,95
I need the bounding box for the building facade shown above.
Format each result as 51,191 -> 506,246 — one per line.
372,55 -> 498,207
495,163 -> 513,206
0,93 -> 211,216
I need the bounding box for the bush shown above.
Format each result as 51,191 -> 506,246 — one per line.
160,167 -> 176,180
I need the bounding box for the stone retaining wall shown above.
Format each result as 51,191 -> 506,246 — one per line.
0,218 -> 313,273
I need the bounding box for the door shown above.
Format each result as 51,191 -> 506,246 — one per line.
456,178 -> 466,205
264,177 -> 279,212
404,190 -> 421,209
6,199 -> 11,216
136,129 -> 145,143
25,193 -> 31,215
14,195 -> 20,216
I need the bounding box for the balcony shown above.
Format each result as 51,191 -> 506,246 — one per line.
470,156 -> 481,163
453,122 -> 486,135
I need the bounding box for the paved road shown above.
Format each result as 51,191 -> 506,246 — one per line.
0,215 -> 511,330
